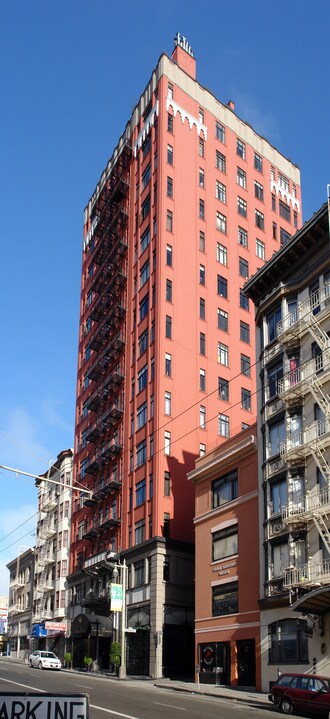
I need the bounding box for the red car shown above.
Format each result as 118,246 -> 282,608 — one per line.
269,672 -> 330,717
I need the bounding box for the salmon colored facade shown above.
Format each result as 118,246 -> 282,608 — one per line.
68,35 -> 302,678
188,424 -> 261,689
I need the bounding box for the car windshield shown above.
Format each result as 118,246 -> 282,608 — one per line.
322,678 -> 330,691
41,652 -> 57,658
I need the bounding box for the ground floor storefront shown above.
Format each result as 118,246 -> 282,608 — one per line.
196,623 -> 261,690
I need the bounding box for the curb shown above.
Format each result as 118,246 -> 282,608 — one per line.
153,682 -> 270,707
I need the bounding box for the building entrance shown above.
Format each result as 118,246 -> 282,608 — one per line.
236,638 -> 256,687
199,641 -> 230,685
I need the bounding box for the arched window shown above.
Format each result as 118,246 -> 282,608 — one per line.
268,618 -> 309,663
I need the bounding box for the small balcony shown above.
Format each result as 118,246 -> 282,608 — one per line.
282,486 -> 330,524
278,353 -> 330,401
276,283 -> 330,343
284,560 -> 330,588
280,419 -> 330,462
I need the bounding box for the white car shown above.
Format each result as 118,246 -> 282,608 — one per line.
29,651 -> 61,670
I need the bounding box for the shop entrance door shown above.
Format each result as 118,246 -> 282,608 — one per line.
237,639 -> 256,687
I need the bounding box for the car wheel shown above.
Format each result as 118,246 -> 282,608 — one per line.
38,661 -> 43,670
280,697 -> 293,715
29,660 -> 33,668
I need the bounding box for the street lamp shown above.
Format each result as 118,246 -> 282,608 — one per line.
109,558 -> 127,679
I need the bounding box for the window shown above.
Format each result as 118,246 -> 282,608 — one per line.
268,362 -> 283,399
165,315 -> 172,338
140,226 -> 150,253
269,419 -> 286,457
212,469 -> 238,508
167,144 -> 173,164
267,306 -> 281,343
272,221 -> 277,240
138,364 -> 148,392
216,150 -> 226,172
163,556 -> 170,581
237,197 -> 247,217
239,257 -> 249,278
198,137 -> 204,157
241,353 -> 251,376
255,209 -> 264,229
238,226 -> 248,247
140,260 -> 150,287
271,478 -> 287,515
218,342 -> 229,365
165,352 -> 172,376
217,243 -> 227,265
218,413 -> 229,437
254,152 -> 263,172
216,121 -> 225,142
241,387 -> 251,410
199,167 -> 204,187
200,443 -> 206,456
166,244 -> 172,266
166,279 -> 172,302
135,519 -> 145,544
163,512 -> 170,538
280,227 -> 291,245
240,321 -> 250,343
272,194 -> 276,211
141,195 -> 150,221
199,297 -> 205,320
167,176 -> 173,197
165,391 -> 171,415
256,238 -> 265,259
199,230 -> 205,252
278,173 -> 289,193
142,135 -> 151,158
137,401 -> 148,429
199,264 -> 205,285
236,138 -> 245,159
166,210 -> 173,232
200,332 -> 206,355
216,211 -> 227,233
136,440 -> 147,467
213,525 -> 238,561
164,430 -> 171,455
294,210 -> 298,228
200,368 -> 206,391
167,113 -> 173,133
164,471 -> 171,496
279,200 -> 291,222
254,180 -> 264,201
216,180 -> 226,202
218,377 -> 229,401
217,275 -> 228,298
200,405 -> 206,429
139,328 -> 148,356
213,582 -> 238,616
168,82 -> 173,99
218,308 -> 228,331
269,619 -> 308,663
237,167 -> 246,188
139,294 -> 149,321
199,199 -> 205,219
142,163 -> 151,190
239,289 -> 249,310
136,480 -> 146,507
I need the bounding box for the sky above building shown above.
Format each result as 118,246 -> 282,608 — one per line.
0,0 -> 329,593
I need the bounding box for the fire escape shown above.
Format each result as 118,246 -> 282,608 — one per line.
276,283 -> 330,588
78,141 -> 131,563
33,488 -> 57,622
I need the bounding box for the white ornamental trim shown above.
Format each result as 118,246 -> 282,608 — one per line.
166,97 -> 207,139
270,180 -> 300,212
133,100 -> 159,157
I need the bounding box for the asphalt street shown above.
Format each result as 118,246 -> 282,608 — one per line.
0,662 -> 278,719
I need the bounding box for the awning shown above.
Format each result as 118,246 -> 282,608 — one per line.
71,613 -> 113,638
291,586 -> 330,615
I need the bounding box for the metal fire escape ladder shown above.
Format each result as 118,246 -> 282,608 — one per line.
309,437 -> 330,482
309,373 -> 330,417
312,509 -> 330,555
300,296 -> 330,352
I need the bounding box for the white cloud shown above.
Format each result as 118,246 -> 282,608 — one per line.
0,406 -> 52,476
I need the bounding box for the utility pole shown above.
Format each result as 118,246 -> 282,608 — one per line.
0,464 -> 92,497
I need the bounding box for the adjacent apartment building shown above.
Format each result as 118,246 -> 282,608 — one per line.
7,547 -> 34,660
68,33 -> 302,677
188,423 -> 261,689
245,202 -> 330,691
32,448 -> 73,658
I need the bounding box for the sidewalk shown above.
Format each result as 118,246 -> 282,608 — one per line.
153,677 -> 270,707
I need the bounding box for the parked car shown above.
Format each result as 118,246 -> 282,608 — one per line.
269,672 -> 330,717
29,651 -> 61,670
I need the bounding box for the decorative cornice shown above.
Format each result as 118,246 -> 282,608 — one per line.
166,97 -> 207,139
270,180 -> 300,212
133,101 -> 159,157
188,434 -> 257,485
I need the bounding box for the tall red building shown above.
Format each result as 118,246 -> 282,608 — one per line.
68,34 -> 302,678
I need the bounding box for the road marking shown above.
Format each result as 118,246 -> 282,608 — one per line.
154,702 -> 186,711
76,684 -> 93,689
90,705 -> 142,719
0,677 -> 46,692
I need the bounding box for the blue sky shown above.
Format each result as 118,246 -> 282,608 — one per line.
0,0 -> 329,593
